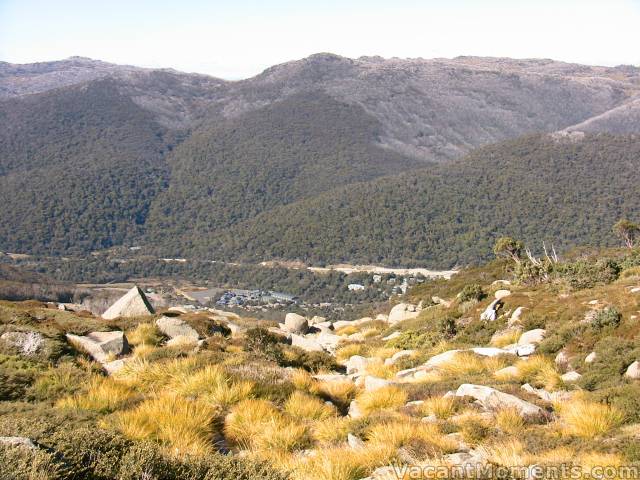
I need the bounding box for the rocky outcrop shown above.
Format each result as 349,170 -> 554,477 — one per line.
156,316 -> 199,340
282,313 -> 308,334
291,333 -> 324,352
494,289 -> 511,300
508,307 -> 527,326
384,350 -> 415,366
455,384 -> 546,420
518,329 -> 546,345
346,355 -> 377,375
0,436 -> 36,449
625,361 -> 640,379
388,303 -> 420,324
102,286 -> 154,319
480,300 -> 502,321
66,331 -> 129,373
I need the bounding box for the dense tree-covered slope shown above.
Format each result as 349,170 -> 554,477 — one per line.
144,91 -> 423,244
195,134 -> 640,267
0,79 -> 171,254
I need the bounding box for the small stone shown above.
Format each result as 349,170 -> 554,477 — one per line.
518,329 -> 546,345
347,433 -> 365,449
561,371 -> 582,383
585,352 -> 597,363
625,361 -> 640,380
156,316 -> 200,340
0,437 -> 36,449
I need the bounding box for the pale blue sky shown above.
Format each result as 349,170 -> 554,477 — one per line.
1,0 -> 639,79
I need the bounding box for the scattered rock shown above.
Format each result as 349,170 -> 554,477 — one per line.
521,383 -> 573,403
167,306 -> 189,314
291,334 -> 324,352
0,331 -> 44,356
471,347 -> 514,357
376,314 -> 389,322
166,335 -> 199,348
494,289 -> 512,300
585,351 -> 597,363
631,287 -> 640,294
382,331 -> 402,341
282,313 -> 308,334
491,280 -> 511,287
480,299 -> 502,321
0,436 -> 36,449
432,296 -> 452,308
508,307 -> 527,326
364,376 -> 395,391
455,384 -> 546,420
625,361 -> 640,379
346,355 -> 377,374
224,321 -> 246,337
156,316 -> 199,340
384,349 -> 416,365
518,329 -> 546,345
316,332 -> 343,353
388,303 -> 420,324
348,400 -> 363,418
347,433 -> 365,449
495,366 -> 519,378
66,331 -> 129,364
309,316 -> 326,325
555,351 -> 570,369
102,286 -> 154,319
561,371 -> 582,383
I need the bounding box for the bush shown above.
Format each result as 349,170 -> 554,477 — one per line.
0,354 -> 42,401
590,307 -> 622,330
459,284 -> 485,303
0,444 -> 63,480
555,258 -> 620,290
579,337 -> 640,390
244,328 -> 284,363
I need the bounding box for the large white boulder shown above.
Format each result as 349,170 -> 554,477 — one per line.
494,289 -> 512,300
518,329 -> 546,345
455,384 -> 546,420
508,307 -> 527,326
156,316 -> 199,340
346,355 -> 377,374
625,361 -> 640,379
291,334 -> 324,352
66,331 -> 129,364
384,350 -> 416,366
388,303 -> 420,324
364,376 -> 395,392
480,299 -> 502,321
102,286 -> 154,319
282,313 -> 308,334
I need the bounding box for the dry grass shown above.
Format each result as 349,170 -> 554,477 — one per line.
477,439 -> 532,472
365,361 -> 398,379
114,393 -> 217,457
224,398 -> 281,448
335,325 -> 360,336
291,369 -> 316,391
370,347 -> 400,360
335,344 -> 367,363
56,377 -> 136,413
113,357 -> 202,391
127,322 -> 163,346
356,385 -> 408,416
367,419 -> 459,455
290,444 -> 395,480
515,356 -> 562,390
491,329 -> 522,347
437,351 -> 509,378
285,391 -> 337,420
495,407 -> 525,433
419,396 -> 458,419
312,417 -> 353,445
132,343 -> 159,358
315,379 -> 357,408
170,364 -> 254,407
254,418 -> 310,452
578,452 -> 624,478
556,399 -> 623,438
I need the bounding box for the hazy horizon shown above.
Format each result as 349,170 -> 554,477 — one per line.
1,0 -> 639,79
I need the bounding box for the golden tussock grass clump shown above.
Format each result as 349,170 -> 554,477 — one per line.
291,369 -> 317,392
437,352 -> 509,378
254,418 -> 310,452
284,391 -> 337,420
170,364 -> 254,407
491,329 -> 522,348
449,410 -> 492,445
476,439 -> 532,470
335,344 -> 367,363
224,399 -> 282,446
289,444 -> 395,480
311,416 -> 353,445
114,393 -> 218,457
356,385 -> 408,416
113,356 -> 203,391
515,355 -> 563,390
56,377 -> 136,413
131,343 -> 158,359
419,396 -> 458,420
127,322 -> 163,346
335,325 -> 360,336
315,379 -> 357,408
367,419 -> 459,455
556,399 -> 623,438
369,347 -> 400,360
578,452 -> 624,478
365,361 -> 398,379
495,407 -> 526,433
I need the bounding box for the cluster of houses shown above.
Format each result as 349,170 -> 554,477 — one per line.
346,274 -> 425,295
216,289 -> 298,307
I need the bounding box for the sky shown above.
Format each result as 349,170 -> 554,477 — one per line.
1,0 -> 639,79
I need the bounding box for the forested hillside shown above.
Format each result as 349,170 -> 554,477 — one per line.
195,134 -> 640,267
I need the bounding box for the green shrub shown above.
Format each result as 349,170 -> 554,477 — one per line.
555,258 -> 620,290
458,284 -> 485,303
283,348 -> 339,373
0,444 -> 63,480
386,329 -> 442,350
592,384 -> 640,424
245,328 -> 284,363
579,337 -> 640,390
0,355 -> 43,401
590,307 -> 622,330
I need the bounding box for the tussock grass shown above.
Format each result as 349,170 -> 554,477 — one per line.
515,355 -> 562,390
495,407 -> 525,433
477,439 -> 532,471
335,344 -> 367,363
56,377 -> 136,413
437,351 -> 509,378
224,398 -> 281,448
285,391 -> 336,420
356,385 -> 408,416
254,418 -> 310,452
291,369 -> 316,391
132,343 -> 158,358
127,322 -> 163,346
170,364 -> 254,407
556,399 -> 623,438
367,419 -> 458,455
312,416 -> 353,445
370,347 -> 400,360
316,379 -> 357,408
578,452 -> 624,477
491,329 -> 522,347
290,444 -> 395,480
114,393 -> 217,457
335,325 -> 360,336
419,396 -> 458,419
365,361 -> 398,379
113,357 -> 202,391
